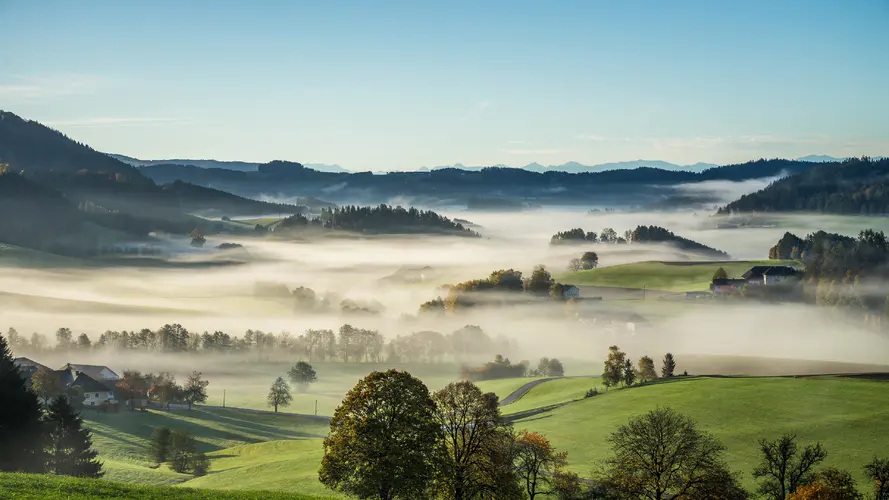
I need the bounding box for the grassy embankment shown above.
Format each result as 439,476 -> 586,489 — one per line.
556,259 -> 798,292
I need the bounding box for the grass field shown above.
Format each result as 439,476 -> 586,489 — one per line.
500,377 -> 600,415
511,376 -> 889,490
85,408 -> 330,487
556,259 -> 799,292
474,377 -> 543,400
0,473 -> 327,499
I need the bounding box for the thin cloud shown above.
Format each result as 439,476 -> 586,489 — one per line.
46,116 -> 189,128
0,74 -> 106,100
459,100 -> 491,122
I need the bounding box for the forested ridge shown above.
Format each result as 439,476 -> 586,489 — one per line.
276,205 -> 480,237
718,157 -> 889,214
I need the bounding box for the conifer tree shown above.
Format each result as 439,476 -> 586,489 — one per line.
0,332 -> 46,472
45,395 -> 103,477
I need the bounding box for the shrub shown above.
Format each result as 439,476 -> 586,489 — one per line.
584,388 -> 599,398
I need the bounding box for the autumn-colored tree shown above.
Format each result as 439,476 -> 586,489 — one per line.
637,356 -> 658,383
786,467 -> 862,500
320,370 -> 442,500
598,408 -> 747,500
514,430 -> 568,500
753,434 -> 826,500
864,457 -> 889,500
116,370 -> 149,411
31,368 -> 63,407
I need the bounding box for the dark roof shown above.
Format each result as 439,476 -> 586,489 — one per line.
742,266 -> 797,279
711,278 -> 747,286
71,373 -> 115,393
13,357 -> 49,371
57,363 -> 118,380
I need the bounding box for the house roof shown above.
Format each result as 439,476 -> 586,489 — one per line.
57,363 -> 118,380
71,372 -> 115,393
742,266 -> 797,279
13,357 -> 50,372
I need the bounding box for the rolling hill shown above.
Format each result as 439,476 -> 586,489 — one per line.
718,157 -> 889,215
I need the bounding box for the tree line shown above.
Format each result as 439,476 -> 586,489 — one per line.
551,225 -> 729,259
766,229 -> 889,330
5,323 -> 516,365
601,346 -> 677,389
420,266 -> 582,314
276,204 -> 481,237
318,368 -> 889,499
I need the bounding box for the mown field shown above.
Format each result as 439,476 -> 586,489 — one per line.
509,376 -> 889,490
556,259 -> 798,292
0,473 -> 328,499
75,372 -> 889,495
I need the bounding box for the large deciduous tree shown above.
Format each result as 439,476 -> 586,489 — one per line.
287,361 -> 317,392
637,356 -> 658,383
581,251 -> 599,270
320,370 -> 441,500
786,467 -> 862,500
116,370 -> 149,411
602,345 -> 626,390
267,376 -> 292,413
182,371 -> 209,410
598,407 -> 747,500
31,367 -> 63,407
45,395 -> 103,478
0,332 -> 45,472
753,434 -> 827,500
514,430 -> 568,500
432,381 -> 517,500
524,265 -> 555,297
753,434 -> 826,500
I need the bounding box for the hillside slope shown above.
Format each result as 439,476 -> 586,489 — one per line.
718,157 -> 889,214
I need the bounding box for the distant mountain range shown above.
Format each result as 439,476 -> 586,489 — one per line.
107,153 -> 350,174
109,153 -> 885,175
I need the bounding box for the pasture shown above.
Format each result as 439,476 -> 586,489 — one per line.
557,259 -> 798,292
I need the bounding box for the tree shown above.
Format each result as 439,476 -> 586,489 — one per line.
153,375 -> 182,410
514,430 -> 568,500
787,467 -> 862,499
662,353 -> 676,378
168,429 -> 208,476
45,395 -> 103,478
55,327 -> 73,350
432,381 -> 515,500
864,457 -> 889,500
524,265 -> 555,296
623,358 -> 636,387
320,370 -> 441,500
31,367 -> 63,407
0,332 -> 45,472
287,361 -> 317,392
600,228 -> 618,243
581,251 -> 599,270
568,258 -> 583,272
267,376 -> 292,413
753,434 -> 827,500
598,408 -> 746,500
75,333 -> 91,349
182,371 -> 209,410
116,370 -> 149,411
602,345 -> 626,390
150,427 -> 172,463
713,267 -> 729,280
638,356 -> 658,383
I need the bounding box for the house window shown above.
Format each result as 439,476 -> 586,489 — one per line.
94,393 -> 100,398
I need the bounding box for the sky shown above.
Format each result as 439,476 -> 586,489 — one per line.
1,0 -> 888,171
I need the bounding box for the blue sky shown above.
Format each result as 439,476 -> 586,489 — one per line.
1,0 -> 887,171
